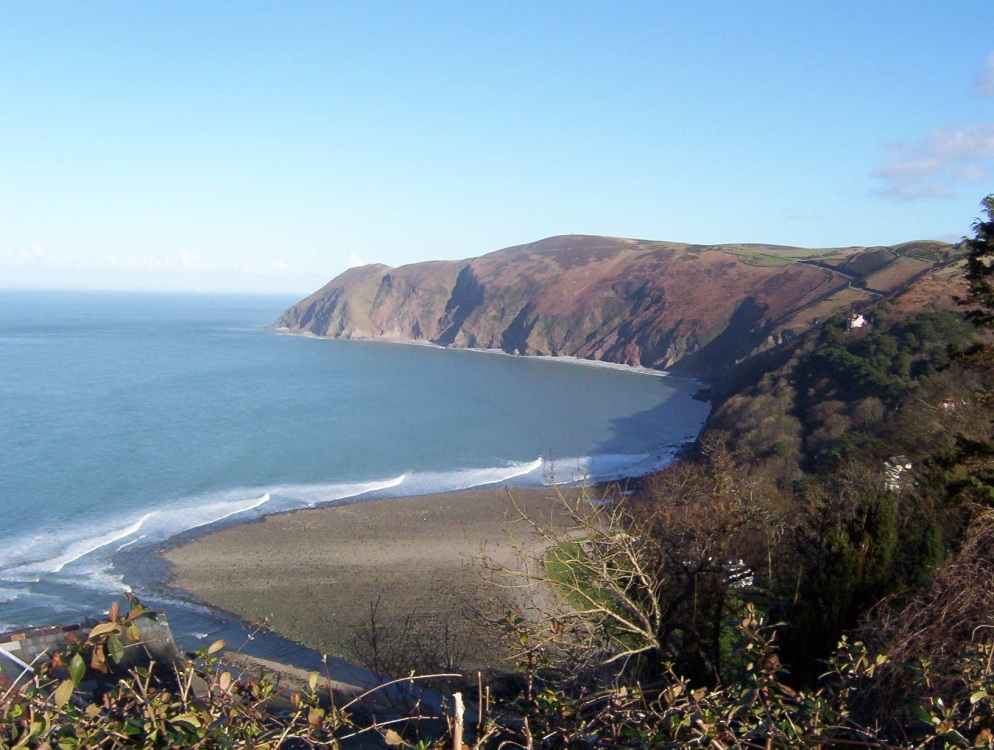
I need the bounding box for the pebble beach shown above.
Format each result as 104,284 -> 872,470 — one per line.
163,487 -> 584,669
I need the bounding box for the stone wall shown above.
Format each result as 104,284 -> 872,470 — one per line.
0,613 -> 182,690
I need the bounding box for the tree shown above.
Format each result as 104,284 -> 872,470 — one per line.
488,433 -> 786,687
962,194 -> 994,328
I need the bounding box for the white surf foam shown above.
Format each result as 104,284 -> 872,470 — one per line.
184,492 -> 271,533
0,490 -> 275,583
5,512 -> 158,577
0,531 -> 71,572
116,534 -> 147,551
105,489 -> 277,553
0,449 -> 677,625
380,458 -> 544,497
0,480 -> 411,590
57,568 -> 128,594
540,452 -> 672,485
54,512 -> 155,572
275,475 -> 408,508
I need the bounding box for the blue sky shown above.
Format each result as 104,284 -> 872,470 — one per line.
2,2 -> 993,295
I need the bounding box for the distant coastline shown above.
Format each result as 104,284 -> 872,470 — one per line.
272,325 -> 681,379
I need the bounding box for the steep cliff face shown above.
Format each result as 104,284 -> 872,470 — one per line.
276,235 -> 960,378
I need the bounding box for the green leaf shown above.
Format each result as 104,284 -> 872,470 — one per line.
909,703 -> 936,725
53,678 -> 75,708
971,690 -> 987,704
309,671 -> 319,693
126,623 -> 141,643
107,634 -> 125,664
87,621 -> 120,639
308,707 -> 325,729
170,712 -> 202,732
69,653 -> 86,686
944,728 -> 969,747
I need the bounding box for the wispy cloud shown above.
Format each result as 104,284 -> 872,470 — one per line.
180,250 -> 212,273
872,53 -> 994,202
16,244 -> 45,266
346,253 -> 366,269
242,260 -> 292,277
873,123 -> 994,201
975,52 -> 994,97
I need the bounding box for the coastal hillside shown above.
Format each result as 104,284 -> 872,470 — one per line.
704,258 -> 972,471
276,235 -> 962,378
12,207 -> 994,748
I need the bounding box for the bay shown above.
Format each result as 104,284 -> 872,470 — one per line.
0,289 -> 708,662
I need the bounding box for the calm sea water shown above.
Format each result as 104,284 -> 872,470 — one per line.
0,289 -> 708,663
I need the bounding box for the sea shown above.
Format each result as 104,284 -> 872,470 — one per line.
0,289 -> 709,667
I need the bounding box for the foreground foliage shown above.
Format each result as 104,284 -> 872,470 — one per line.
0,596 -> 456,749
3,589 -> 994,748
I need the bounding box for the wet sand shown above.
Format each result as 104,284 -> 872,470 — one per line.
163,487 -> 582,670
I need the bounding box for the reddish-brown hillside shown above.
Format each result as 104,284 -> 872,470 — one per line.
276,235 -> 962,378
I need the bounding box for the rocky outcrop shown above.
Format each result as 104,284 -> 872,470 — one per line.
276,235 -> 961,378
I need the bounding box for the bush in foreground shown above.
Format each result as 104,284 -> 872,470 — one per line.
3,583 -> 994,748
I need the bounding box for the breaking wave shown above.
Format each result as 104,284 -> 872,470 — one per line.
0,451 -> 681,637
0,459 -> 548,592
541,450 -> 682,485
